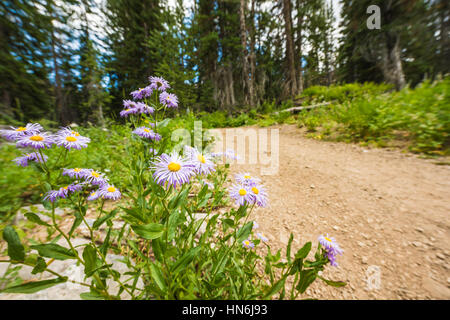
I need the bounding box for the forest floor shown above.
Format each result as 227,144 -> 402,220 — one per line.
226,124 -> 450,299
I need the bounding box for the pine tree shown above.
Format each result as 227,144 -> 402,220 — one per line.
105,0 -> 163,111
0,0 -> 53,122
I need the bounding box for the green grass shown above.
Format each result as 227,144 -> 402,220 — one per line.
296,78 -> 450,155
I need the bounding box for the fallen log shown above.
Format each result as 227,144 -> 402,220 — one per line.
274,101 -> 333,115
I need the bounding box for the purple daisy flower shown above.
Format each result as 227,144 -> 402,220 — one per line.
130,86 -> 153,100
235,172 -> 261,186
242,239 -> 255,249
136,102 -> 155,114
132,126 -> 161,140
43,190 -> 60,202
67,183 -> 84,193
62,168 -> 88,179
0,123 -> 43,141
252,221 -> 259,230
87,191 -> 101,201
120,107 -> 139,117
16,132 -> 54,149
318,234 -> 343,267
159,92 -> 178,108
229,184 -> 254,207
54,128 -> 90,150
13,153 -> 48,167
82,169 -> 108,186
98,184 -> 121,200
256,232 -> 269,243
248,184 -> 268,207
149,76 -> 170,91
184,146 -> 215,176
151,152 -> 196,189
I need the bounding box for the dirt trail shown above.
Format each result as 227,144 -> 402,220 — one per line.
227,124 -> 450,299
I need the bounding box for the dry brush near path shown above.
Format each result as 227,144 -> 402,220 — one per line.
226,124 -> 450,299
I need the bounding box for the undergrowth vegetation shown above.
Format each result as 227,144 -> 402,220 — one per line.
296,77 -> 450,155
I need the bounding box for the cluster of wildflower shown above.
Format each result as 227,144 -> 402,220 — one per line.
318,234 -> 344,267
151,146 -> 216,189
0,123 -> 91,154
120,76 -> 178,119
229,172 -> 268,208
13,152 -> 48,167
132,126 -> 161,141
120,100 -> 155,118
43,168 -> 121,203
0,124 -> 91,167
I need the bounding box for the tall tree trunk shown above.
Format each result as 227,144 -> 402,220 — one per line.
295,0 -> 304,93
51,28 -> 64,124
239,0 -> 254,106
0,22 -> 13,118
380,32 -> 406,90
282,0 -> 297,97
249,0 -> 257,105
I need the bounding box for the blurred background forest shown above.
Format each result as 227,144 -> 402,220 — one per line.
1,0 -> 448,126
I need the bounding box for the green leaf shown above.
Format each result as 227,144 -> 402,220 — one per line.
131,223 -> 164,240
3,226 -> 25,261
168,187 -> 189,210
80,291 -> 105,300
68,210 -> 83,237
83,245 -> 98,276
318,276 -> 346,287
150,263 -> 167,291
127,240 -> 147,261
296,269 -> 317,293
151,238 -> 163,262
93,209 -> 118,230
167,209 -> 182,241
264,277 -> 286,299
31,257 -> 47,275
171,247 -> 200,275
30,243 -> 77,260
24,213 -> 51,227
295,242 -> 312,260
1,278 -> 67,294
286,233 -> 294,264
236,221 -> 253,243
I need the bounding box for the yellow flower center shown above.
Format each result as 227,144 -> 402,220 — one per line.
251,187 -> 259,195
168,162 -> 181,172
239,189 -> 247,196
107,187 -> 116,193
144,128 -> 150,133
139,88 -> 144,92
66,136 -> 77,142
91,171 -> 100,178
325,237 -> 332,242
74,168 -> 81,172
63,186 -> 68,190
16,127 -> 26,132
197,154 -> 206,163
91,192 -> 96,197
30,135 -> 43,141
244,175 -> 251,179
71,131 -> 80,136
244,240 -> 250,246
126,108 -> 130,112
